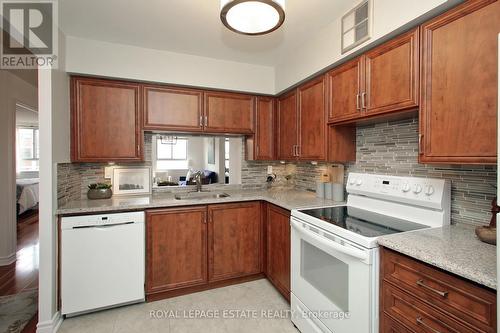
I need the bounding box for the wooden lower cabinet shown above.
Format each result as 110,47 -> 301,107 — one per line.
380,247 -> 497,333
381,314 -> 415,333
266,204 -> 291,301
145,206 -> 208,296
146,202 -> 264,300
208,202 -> 263,282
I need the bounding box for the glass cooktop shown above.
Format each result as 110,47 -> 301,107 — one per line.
299,206 -> 429,238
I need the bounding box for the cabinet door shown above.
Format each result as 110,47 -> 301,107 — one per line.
364,28 -> 419,115
266,204 -> 291,301
277,90 -> 298,160
420,0 -> 499,164
327,126 -> 356,162
327,57 -> 363,123
145,207 -> 208,295
208,202 -> 262,282
143,85 -> 203,132
71,77 -> 142,162
204,92 -> 255,134
254,97 -> 275,160
298,76 -> 327,161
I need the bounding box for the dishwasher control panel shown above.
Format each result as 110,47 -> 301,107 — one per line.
61,211 -> 144,229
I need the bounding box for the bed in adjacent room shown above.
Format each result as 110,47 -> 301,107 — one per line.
16,178 -> 39,216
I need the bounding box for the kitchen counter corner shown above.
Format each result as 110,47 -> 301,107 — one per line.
378,224 -> 497,290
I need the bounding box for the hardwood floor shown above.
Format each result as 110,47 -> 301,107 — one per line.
21,311 -> 38,333
0,210 -> 39,333
0,210 -> 39,296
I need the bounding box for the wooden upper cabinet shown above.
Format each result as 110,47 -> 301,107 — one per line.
145,207 -> 208,295
420,0 -> 499,164
328,29 -> 419,124
204,91 -> 255,134
142,85 -> 203,132
327,126 -> 356,162
71,77 -> 143,162
277,90 -> 298,160
327,57 -> 363,123
266,204 -> 291,301
253,97 -> 275,160
208,202 -> 262,282
298,76 -> 327,161
364,28 -> 419,115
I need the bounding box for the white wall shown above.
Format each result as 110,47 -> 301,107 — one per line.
274,0 -> 459,92
64,1 -> 460,95
0,70 -> 37,266
38,27 -> 70,333
65,36 -> 275,95
188,136 -> 205,171
228,138 -> 242,185
16,108 -> 38,127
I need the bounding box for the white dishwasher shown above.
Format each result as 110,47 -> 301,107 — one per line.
61,211 -> 145,316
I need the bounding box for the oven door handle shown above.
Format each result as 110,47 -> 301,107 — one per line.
291,219 -> 369,262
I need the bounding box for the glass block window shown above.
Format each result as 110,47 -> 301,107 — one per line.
342,0 -> 370,53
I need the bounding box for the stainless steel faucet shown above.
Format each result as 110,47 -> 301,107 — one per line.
193,171 -> 203,192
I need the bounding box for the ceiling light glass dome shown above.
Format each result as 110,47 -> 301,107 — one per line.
220,0 -> 285,36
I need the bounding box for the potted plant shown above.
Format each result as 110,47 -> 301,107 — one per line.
87,183 -> 113,200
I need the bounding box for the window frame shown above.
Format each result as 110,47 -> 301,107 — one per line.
16,127 -> 40,173
153,135 -> 189,171
341,0 -> 372,54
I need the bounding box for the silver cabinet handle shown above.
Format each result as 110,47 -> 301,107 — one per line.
361,92 -> 367,109
204,116 -> 208,127
297,145 -> 300,157
416,317 -> 443,333
200,116 -> 203,127
418,134 -> 424,155
356,93 -> 360,110
416,279 -> 448,297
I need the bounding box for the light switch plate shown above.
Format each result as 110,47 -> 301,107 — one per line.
104,166 -> 113,179
267,166 -> 273,175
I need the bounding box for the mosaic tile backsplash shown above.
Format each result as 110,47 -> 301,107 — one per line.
243,116 -> 496,225
58,116 -> 496,226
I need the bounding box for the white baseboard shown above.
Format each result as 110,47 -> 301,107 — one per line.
37,311 -> 63,333
0,252 -> 16,266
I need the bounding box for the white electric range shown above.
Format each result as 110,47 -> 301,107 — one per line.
290,173 -> 451,333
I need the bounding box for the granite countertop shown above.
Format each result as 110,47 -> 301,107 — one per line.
57,188 -> 343,215
378,224 -> 497,290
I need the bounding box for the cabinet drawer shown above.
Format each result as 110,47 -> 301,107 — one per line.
381,248 -> 496,332
381,314 -> 415,333
383,283 -> 476,333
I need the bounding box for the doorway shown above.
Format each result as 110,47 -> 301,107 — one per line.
0,69 -> 39,333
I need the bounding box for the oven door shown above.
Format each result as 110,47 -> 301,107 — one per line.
291,217 -> 378,333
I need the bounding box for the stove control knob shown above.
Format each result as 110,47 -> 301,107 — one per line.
348,178 -> 356,185
413,184 -> 422,194
356,178 -> 363,186
425,185 -> 435,196
401,183 -> 411,193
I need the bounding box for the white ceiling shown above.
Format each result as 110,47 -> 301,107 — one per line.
60,0 -> 356,66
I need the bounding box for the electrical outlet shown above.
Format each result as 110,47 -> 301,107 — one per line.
267,166 -> 273,175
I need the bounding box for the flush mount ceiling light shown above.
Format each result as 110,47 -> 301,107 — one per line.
220,0 -> 285,36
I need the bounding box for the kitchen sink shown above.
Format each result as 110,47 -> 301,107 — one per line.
174,192 -> 230,200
